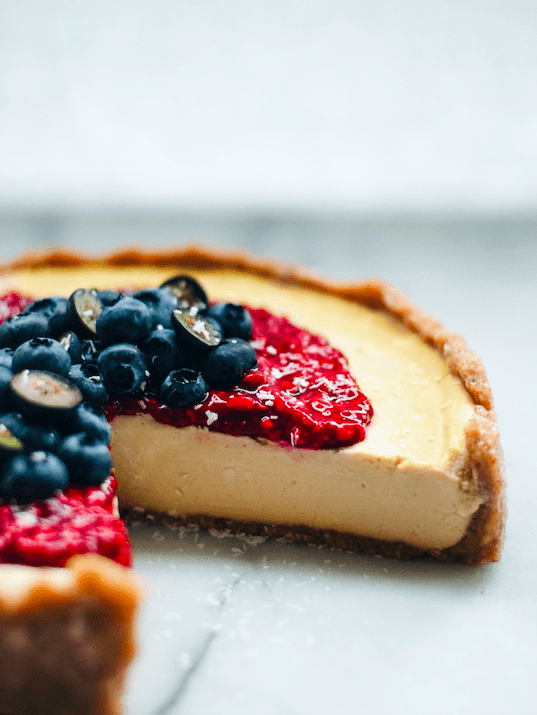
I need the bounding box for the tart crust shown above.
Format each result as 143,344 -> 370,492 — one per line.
0,555 -> 140,715
0,243 -> 506,565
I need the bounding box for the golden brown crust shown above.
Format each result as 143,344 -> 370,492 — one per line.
0,243 -> 506,564
0,555 -> 141,715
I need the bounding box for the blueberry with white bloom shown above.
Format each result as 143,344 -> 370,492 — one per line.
159,368 -> 207,407
12,337 -> 72,378
58,432 -> 112,486
97,343 -> 148,395
201,338 -> 257,389
96,290 -> 122,307
21,296 -> 70,337
70,402 -> 112,444
1,451 -> 69,502
206,303 -> 253,340
142,328 -> 182,379
96,296 -> 152,346
0,313 -> 50,349
133,288 -> 178,330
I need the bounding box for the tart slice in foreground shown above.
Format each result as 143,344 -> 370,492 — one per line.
0,555 -> 139,715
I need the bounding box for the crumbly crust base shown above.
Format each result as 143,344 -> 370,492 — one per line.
0,243 -> 506,565
0,555 -> 140,715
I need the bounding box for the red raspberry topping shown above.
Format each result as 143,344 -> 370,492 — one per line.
109,307 -> 373,449
0,292 -> 33,320
0,477 -> 131,567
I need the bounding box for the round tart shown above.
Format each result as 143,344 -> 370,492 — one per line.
0,245 -> 506,715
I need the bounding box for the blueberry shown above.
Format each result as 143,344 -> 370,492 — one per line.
69,402 -> 111,443
97,290 -> 122,307
206,303 -> 253,340
96,296 -> 152,346
25,425 -> 61,453
1,451 -> 69,502
160,275 -> 209,313
68,289 -> 103,338
0,313 -> 50,349
10,370 -> 82,424
0,366 -> 14,410
0,412 -> 26,438
68,363 -> 108,408
0,348 -> 13,371
12,337 -> 72,377
159,368 -> 207,407
97,343 -> 148,395
0,412 -> 27,446
201,338 -> 257,389
22,296 -> 67,318
171,308 -> 221,350
133,288 -> 178,330
21,296 -> 70,337
80,339 -> 103,365
57,432 -> 112,486
0,412 -> 61,453
59,330 -> 83,364
142,328 -> 181,379
0,424 -> 24,463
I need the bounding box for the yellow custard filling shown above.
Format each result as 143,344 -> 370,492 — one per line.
1,265 -> 480,550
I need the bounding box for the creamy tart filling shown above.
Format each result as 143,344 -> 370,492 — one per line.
1,265 -> 481,552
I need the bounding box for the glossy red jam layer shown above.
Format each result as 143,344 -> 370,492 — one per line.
0,477 -> 131,567
108,307 -> 373,449
0,292 -> 33,320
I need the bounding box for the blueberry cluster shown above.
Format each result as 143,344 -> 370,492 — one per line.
0,275 -> 257,503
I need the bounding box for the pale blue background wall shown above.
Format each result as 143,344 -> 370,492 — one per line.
1,0 -> 537,215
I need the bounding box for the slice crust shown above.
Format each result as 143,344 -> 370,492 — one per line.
0,555 -> 140,715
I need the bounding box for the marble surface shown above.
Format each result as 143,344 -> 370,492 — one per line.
0,214 -> 536,714
125,521 -> 533,715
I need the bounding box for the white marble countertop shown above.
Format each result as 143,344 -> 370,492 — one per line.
126,518 -> 532,715
1,214 -> 536,714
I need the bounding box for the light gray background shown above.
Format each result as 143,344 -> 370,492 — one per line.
1,0 -> 537,213
1,3 -> 536,714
